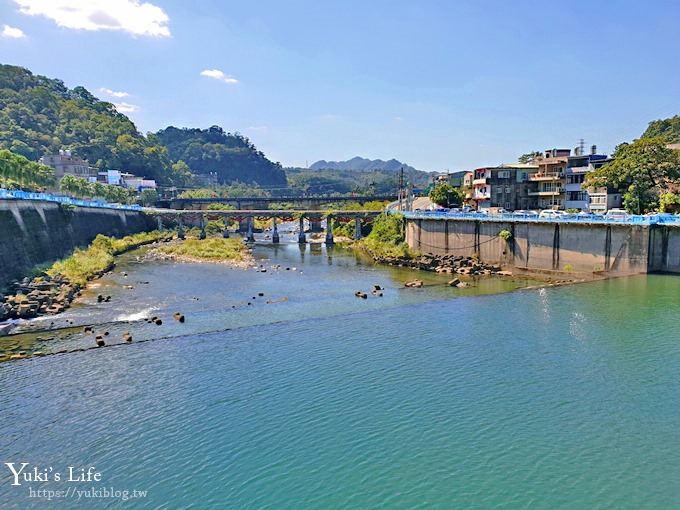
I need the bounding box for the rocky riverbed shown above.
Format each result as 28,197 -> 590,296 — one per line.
0,274 -> 82,321
375,252 -> 513,277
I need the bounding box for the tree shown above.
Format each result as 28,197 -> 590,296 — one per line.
0,149 -> 55,190
642,115 -> 680,143
429,183 -> 463,207
138,188 -> 159,206
586,137 -> 680,213
518,151 -> 541,164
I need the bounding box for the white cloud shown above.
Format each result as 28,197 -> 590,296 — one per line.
100,87 -> 130,98
200,69 -> 239,84
114,102 -> 139,113
13,0 -> 170,37
1,24 -> 26,38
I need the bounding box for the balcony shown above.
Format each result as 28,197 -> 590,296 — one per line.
567,165 -> 590,174
528,189 -> 564,196
565,183 -> 584,192
529,172 -> 563,181
473,178 -> 489,185
473,191 -> 490,200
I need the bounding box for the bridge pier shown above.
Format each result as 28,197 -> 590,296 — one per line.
272,217 -> 280,244
325,216 -> 334,245
247,216 -> 255,242
298,217 -> 306,244
309,218 -> 323,233
223,225 -> 230,238
156,216 -> 163,231
177,217 -> 185,240
199,215 -> 206,240
354,217 -> 363,240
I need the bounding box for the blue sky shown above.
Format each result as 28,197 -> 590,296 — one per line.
1,0 -> 679,171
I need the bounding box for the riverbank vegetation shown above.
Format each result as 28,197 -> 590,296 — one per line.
47,231 -> 174,285
0,149 -> 55,190
154,237 -> 250,265
353,213 -> 417,259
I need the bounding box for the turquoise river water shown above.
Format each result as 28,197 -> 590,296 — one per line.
1,235 -> 680,509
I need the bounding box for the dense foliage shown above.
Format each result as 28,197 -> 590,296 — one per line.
586,136 -> 680,213
0,64 -> 284,188
0,149 -> 55,189
58,174 -> 137,203
642,115 -> 680,143
429,183 -> 464,207
359,212 -> 414,258
155,126 -> 286,187
0,64 -> 189,185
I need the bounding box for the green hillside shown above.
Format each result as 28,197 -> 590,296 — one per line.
0,64 -> 286,187
641,115 -> 680,143
154,126 -> 286,187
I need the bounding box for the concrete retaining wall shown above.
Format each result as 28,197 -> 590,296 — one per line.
0,200 -> 152,289
406,218 -> 667,276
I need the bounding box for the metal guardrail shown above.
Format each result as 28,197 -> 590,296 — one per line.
402,210 -> 680,226
0,188 -> 143,211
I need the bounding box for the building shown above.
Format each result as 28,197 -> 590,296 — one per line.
121,175 -> 157,191
40,150 -> 97,180
470,164 -> 538,210
564,146 -> 608,211
528,149 -> 570,210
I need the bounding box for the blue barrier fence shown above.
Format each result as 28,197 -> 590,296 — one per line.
0,188 -> 143,212
402,210 -> 680,226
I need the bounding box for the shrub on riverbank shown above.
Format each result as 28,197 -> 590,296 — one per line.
355,213 -> 417,259
47,231 -> 173,285
155,237 -> 249,263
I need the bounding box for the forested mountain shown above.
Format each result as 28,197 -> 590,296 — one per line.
286,166 -> 432,195
0,64 -> 185,184
641,115 -> 680,143
154,126 -> 286,187
310,156 -> 419,173
0,64 -> 286,187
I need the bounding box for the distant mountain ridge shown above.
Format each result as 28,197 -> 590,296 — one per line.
310,156 -> 418,173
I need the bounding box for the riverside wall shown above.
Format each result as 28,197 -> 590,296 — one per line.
405,218 -> 680,276
0,200 -> 153,289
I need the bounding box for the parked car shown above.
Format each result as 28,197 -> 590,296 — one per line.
605,208 -> 630,220
512,209 -> 538,216
539,210 -> 569,219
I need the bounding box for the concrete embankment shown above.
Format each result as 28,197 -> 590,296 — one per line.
405,218 -> 680,276
0,200 -> 153,289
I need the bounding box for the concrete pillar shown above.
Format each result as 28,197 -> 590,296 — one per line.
298,217 -> 306,244
325,216 -> 334,245
272,217 -> 280,244
223,224 -> 230,238
309,218 -> 323,232
199,215 -> 206,240
177,217 -> 185,240
156,216 -> 163,231
354,217 -> 363,240
247,216 -> 255,242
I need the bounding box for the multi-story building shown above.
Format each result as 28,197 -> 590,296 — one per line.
564,146 -> 609,211
470,164 -> 538,210
528,149 -> 570,210
40,150 -> 97,180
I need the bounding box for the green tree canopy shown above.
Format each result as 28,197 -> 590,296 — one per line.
0,149 -> 55,190
586,137 -> 680,213
429,183 -> 464,207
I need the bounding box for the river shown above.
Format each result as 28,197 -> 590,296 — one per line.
1,233 -> 680,508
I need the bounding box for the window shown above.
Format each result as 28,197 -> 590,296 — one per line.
497,171 -> 510,179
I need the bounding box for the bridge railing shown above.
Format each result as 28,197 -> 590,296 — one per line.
401,210 -> 680,226
0,188 -> 143,211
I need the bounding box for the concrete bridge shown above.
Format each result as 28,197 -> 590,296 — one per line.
157,194 -> 397,210
146,208 -> 382,244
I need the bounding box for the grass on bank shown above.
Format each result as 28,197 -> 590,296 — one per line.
46,230 -> 173,285
354,213 -> 418,259
155,237 -> 248,262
